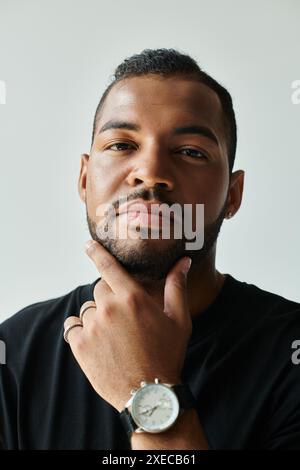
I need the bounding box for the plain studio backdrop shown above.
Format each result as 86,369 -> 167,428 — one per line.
0,0 -> 299,323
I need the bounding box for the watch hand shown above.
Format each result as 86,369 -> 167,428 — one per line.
140,401 -> 169,417
148,404 -> 159,416
139,404 -> 158,417
140,406 -> 153,415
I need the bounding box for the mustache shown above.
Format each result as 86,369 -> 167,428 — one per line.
113,187 -> 178,213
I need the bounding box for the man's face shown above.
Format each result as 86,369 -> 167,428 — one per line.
79,75 -> 231,281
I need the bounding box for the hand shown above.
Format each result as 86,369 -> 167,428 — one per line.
63,240 -> 192,412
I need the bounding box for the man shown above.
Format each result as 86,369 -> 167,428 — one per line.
1,48 -> 300,450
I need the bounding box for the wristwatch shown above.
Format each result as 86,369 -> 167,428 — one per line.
119,378 -> 196,438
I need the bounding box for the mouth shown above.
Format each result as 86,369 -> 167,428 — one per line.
118,210 -> 164,228
118,199 -> 172,216
117,199 -> 176,229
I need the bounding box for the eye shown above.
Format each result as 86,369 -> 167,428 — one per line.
178,148 -> 208,159
105,142 -> 135,152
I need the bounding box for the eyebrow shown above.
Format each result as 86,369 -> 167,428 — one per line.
98,120 -> 219,146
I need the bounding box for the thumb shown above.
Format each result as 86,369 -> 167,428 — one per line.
164,256 -> 192,327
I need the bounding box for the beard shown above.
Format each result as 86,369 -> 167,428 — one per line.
86,190 -> 228,282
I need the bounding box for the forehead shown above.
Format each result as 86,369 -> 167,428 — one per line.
97,76 -> 225,135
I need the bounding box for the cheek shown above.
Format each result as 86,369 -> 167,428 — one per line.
86,158 -> 126,219
207,167 -> 229,212
185,166 -> 229,224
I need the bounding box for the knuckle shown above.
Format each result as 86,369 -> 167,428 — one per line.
101,303 -> 113,317
98,257 -> 113,272
88,321 -> 100,337
124,290 -> 140,309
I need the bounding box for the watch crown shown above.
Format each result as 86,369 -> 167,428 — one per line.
154,378 -> 160,384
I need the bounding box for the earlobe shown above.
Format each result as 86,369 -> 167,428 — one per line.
78,153 -> 90,203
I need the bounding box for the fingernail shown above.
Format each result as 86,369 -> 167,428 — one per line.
85,240 -> 95,252
181,257 -> 192,276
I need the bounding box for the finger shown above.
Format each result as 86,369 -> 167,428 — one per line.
93,278 -> 112,300
85,240 -> 139,295
164,257 -> 192,328
79,301 -> 97,322
63,316 -> 83,344
81,281 -> 113,323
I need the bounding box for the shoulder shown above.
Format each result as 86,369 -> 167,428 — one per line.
226,274 -> 300,320
220,275 -> 300,362
0,278 -> 100,366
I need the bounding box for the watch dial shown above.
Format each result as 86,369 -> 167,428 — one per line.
131,383 -> 180,432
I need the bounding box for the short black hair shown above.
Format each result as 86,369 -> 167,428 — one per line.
91,48 -> 237,173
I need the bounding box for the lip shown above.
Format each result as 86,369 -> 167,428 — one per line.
118,199 -> 174,220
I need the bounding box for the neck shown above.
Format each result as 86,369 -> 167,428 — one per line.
135,246 -> 225,318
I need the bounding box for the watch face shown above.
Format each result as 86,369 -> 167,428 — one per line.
131,383 -> 180,433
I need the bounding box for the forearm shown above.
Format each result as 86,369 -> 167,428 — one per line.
130,408 -> 210,450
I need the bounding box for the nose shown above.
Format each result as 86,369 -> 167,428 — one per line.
126,146 -> 175,191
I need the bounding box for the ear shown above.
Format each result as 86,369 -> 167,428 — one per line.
226,170 -> 245,218
78,153 -> 90,203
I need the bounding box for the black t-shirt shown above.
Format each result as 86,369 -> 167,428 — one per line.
1,274 -> 300,450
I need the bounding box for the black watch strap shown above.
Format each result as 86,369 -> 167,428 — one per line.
119,383 -> 196,440
172,383 -> 196,409
120,407 -> 138,439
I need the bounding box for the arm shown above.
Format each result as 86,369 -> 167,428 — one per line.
65,242 -> 206,450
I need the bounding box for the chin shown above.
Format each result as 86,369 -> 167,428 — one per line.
98,236 -> 185,281
111,236 -> 178,257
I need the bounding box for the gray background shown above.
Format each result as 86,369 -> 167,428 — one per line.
0,0 -> 299,322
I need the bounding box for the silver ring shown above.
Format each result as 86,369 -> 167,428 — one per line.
63,322 -> 83,343
79,301 -> 97,321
